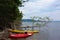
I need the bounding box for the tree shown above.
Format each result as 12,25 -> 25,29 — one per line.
0,0 -> 28,40
0,0 -> 24,30
31,16 -> 52,30
13,11 -> 23,30
30,16 -> 36,30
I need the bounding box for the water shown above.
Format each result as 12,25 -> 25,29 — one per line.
20,21 -> 60,40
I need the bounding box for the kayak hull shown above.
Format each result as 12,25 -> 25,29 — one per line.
9,30 -> 39,33
9,33 -> 33,38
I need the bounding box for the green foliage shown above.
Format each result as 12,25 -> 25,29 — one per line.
15,11 -> 23,22
0,0 -> 23,30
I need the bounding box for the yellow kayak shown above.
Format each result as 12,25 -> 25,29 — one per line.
9,30 -> 39,33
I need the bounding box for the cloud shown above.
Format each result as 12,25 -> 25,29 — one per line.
19,0 -> 60,21
19,0 -> 55,13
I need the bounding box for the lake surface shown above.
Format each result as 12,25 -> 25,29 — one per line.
20,21 -> 60,40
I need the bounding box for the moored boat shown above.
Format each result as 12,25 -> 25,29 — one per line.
9,32 -> 33,38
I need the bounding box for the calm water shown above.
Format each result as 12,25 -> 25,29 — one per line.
20,21 -> 60,40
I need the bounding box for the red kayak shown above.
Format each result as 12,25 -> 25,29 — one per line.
9,32 -> 33,38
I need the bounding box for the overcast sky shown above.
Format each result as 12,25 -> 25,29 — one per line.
19,0 -> 60,21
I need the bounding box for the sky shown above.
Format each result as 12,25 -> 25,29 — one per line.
19,0 -> 60,21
